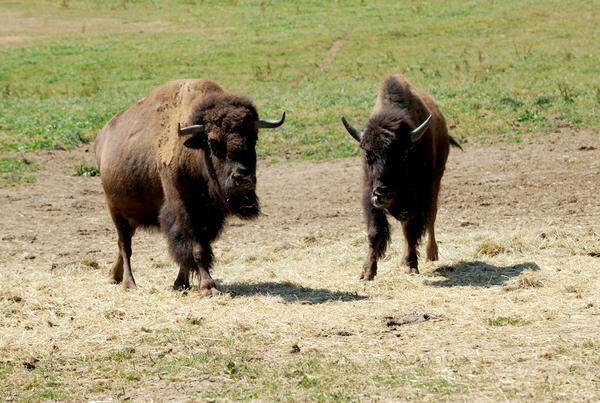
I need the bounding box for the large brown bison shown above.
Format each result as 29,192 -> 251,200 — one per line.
341,73 -> 461,279
95,79 -> 285,295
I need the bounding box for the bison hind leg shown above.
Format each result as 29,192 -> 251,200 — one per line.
110,212 -> 137,289
426,215 -> 439,262
426,232 -> 439,262
426,192 -> 440,262
109,252 -> 124,284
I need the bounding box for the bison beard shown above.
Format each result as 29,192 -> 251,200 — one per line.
227,192 -> 260,219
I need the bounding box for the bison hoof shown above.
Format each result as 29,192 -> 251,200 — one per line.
426,252 -> 439,262
109,270 -> 123,284
122,279 -> 137,290
199,287 -> 221,298
173,282 -> 191,291
359,272 -> 375,281
405,267 -> 419,275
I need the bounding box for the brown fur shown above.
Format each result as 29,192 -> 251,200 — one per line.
95,79 -> 266,293
354,73 -> 455,279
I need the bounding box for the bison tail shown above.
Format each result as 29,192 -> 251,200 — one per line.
449,135 -> 463,151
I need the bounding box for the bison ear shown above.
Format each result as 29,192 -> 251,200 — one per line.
183,133 -> 208,149
179,123 -> 207,149
410,115 -> 432,143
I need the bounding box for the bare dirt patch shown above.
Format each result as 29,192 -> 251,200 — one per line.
0,9 -> 172,45
1,131 -> 599,400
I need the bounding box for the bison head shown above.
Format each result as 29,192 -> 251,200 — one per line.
341,106 -> 431,218
179,95 -> 285,219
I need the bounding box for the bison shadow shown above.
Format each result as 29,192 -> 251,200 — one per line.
424,260 -> 540,287
222,281 -> 367,304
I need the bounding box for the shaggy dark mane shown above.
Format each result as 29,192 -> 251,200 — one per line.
190,93 -> 259,138
367,105 -> 415,132
362,105 -> 416,151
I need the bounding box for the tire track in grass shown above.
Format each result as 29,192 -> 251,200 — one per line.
292,31 -> 349,84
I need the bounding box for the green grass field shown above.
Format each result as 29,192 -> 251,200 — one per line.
1,0 -> 598,163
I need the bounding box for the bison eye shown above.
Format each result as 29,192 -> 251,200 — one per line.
209,139 -> 226,159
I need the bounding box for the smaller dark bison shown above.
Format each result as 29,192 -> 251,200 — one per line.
94,79 -> 285,295
341,73 -> 461,279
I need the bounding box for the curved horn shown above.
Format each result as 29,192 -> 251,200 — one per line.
410,114 -> 432,143
178,123 -> 205,136
341,116 -> 362,142
255,112 -> 286,129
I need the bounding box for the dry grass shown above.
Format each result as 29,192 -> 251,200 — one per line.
1,228 -> 598,400
1,134 -> 599,400
475,241 -> 506,257
503,269 -> 545,291
80,257 -> 100,270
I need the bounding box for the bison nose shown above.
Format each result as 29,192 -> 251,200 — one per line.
371,186 -> 391,207
372,186 -> 390,197
236,166 -> 251,177
232,168 -> 256,188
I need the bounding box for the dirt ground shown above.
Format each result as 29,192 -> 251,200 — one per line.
0,9 -> 173,45
1,130 -> 599,400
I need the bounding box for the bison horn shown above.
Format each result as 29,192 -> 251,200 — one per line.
410,115 -> 432,143
341,116 -> 362,142
255,112 -> 286,129
178,123 -> 205,136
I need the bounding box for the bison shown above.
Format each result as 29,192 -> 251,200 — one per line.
341,73 -> 461,279
94,79 -> 285,295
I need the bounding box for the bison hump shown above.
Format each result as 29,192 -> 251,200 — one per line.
154,79 -> 224,166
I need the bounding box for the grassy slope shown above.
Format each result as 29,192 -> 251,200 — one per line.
0,0 -> 598,162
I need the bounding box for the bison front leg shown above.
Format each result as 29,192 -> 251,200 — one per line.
401,215 -> 426,274
173,267 -> 191,290
109,212 -> 137,289
361,205 -> 390,281
192,242 -> 220,297
426,187 -> 440,262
